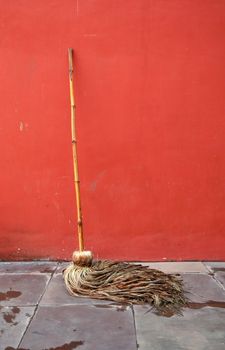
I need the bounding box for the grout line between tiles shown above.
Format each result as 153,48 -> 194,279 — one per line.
212,274 -> 225,292
202,263 -> 213,274
37,263 -> 59,305
17,304 -> 38,349
131,305 -> 139,350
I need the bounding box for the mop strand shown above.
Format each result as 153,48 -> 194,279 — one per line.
64,258 -> 186,314
64,48 -> 187,315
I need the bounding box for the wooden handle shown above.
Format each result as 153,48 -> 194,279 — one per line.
68,48 -> 84,252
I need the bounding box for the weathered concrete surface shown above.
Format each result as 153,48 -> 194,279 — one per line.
134,305 -> 225,350
0,274 -> 50,306
0,261 -> 225,350
182,273 -> 225,302
0,262 -> 58,274
19,305 -> 137,350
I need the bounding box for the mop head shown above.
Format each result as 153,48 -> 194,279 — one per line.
64,255 -> 186,315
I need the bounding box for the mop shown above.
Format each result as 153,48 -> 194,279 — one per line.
64,48 -> 186,314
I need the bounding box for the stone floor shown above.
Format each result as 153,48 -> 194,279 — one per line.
0,261 -> 225,350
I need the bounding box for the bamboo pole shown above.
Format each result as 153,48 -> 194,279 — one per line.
68,48 -> 84,252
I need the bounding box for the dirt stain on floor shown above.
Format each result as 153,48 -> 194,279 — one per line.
5,342 -> 84,350
0,290 -> 21,301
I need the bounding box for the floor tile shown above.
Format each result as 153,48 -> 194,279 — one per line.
215,272 -> 225,289
19,305 -> 137,350
0,306 -> 35,350
134,305 -> 225,350
182,273 -> 225,302
0,262 -> 58,274
0,274 -> 50,306
40,273 -> 111,306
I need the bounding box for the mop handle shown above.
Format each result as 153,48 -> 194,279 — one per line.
68,48 -> 84,252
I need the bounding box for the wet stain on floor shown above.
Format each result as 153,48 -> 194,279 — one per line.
5,347 -> 29,350
12,307 -> 20,314
44,341 -> 84,350
3,306 -> 20,324
153,300 -> 225,318
187,300 -> 225,310
155,309 -> 176,318
5,342 -> 84,350
0,290 -> 22,301
40,268 -> 55,273
93,304 -> 113,309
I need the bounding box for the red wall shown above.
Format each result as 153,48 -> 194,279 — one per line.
1,0 -> 225,261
